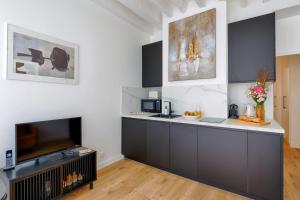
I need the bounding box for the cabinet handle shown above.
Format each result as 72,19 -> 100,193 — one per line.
283,96 -> 287,109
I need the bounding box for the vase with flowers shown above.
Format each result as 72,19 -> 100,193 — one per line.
248,70 -> 269,121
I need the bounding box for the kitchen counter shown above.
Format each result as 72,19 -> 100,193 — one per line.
122,113 -> 285,134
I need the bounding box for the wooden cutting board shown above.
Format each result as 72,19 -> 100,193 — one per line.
233,115 -> 271,126
233,119 -> 271,126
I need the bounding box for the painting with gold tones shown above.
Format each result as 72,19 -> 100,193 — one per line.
168,9 -> 216,81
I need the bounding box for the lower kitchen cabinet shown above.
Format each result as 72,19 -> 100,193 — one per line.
121,118 -> 283,200
248,132 -> 283,200
197,126 -> 247,193
170,123 -> 198,180
147,120 -> 170,169
122,118 -> 147,163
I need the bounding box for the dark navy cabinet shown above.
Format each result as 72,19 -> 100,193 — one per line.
170,123 -> 198,180
146,120 -> 170,170
197,126 -> 248,193
122,118 -> 147,163
248,132 -> 283,200
228,13 -> 275,83
142,41 -> 162,87
121,118 -> 283,200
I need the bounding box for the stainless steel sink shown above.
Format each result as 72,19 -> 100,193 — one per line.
150,114 -> 181,119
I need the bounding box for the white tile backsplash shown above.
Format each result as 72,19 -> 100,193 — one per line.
121,87 -> 148,114
162,84 -> 228,118
122,83 -> 274,120
228,83 -> 274,119
121,87 -> 162,114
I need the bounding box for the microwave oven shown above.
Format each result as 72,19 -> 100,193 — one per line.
141,99 -> 161,113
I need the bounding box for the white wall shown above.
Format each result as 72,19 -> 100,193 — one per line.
228,0 -> 300,23
0,0 -> 149,168
162,84 -> 228,118
276,5 -> 300,56
162,1 -> 227,86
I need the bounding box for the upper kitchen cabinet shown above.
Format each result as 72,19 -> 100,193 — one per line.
142,41 -> 162,87
228,13 -> 275,83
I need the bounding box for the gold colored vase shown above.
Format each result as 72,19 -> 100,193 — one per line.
256,104 -> 265,121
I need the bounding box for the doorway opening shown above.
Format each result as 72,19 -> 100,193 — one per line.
275,54 -> 300,148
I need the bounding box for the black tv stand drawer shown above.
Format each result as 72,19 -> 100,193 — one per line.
1,150 -> 97,200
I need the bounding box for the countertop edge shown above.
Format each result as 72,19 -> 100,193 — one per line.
121,114 -> 285,134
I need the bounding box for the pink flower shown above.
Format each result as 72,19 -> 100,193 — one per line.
252,86 -> 264,94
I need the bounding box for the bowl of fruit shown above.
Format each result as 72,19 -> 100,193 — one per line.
183,111 -> 202,120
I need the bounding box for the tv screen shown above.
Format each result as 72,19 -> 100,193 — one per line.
16,117 -> 81,164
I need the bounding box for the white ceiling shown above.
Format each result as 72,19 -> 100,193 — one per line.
90,0 -> 274,34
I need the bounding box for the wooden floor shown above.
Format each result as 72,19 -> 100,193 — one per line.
63,142 -> 300,200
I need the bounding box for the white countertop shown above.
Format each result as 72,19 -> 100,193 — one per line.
122,113 -> 285,134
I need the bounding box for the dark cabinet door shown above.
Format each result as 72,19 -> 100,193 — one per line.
248,132 -> 283,200
198,126 -> 247,193
122,118 -> 147,163
147,120 -> 170,169
170,123 -> 198,180
142,41 -> 162,87
228,13 -> 275,83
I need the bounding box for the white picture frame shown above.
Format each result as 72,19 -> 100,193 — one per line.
5,24 -> 79,84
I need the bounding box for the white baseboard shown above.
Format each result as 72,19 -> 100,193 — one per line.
97,154 -> 124,169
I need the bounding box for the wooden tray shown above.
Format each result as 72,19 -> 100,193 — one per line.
233,119 -> 271,126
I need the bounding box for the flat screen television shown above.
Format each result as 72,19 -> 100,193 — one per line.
16,117 -> 82,164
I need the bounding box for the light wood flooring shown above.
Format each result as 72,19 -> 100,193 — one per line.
63,141 -> 300,200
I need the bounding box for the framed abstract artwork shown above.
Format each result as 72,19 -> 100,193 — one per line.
168,8 -> 216,82
5,24 -> 79,84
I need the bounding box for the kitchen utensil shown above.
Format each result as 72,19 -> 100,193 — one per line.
162,101 -> 171,115
234,116 -> 271,126
245,104 -> 255,118
228,104 -> 239,119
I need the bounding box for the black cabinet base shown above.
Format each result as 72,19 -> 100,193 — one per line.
122,118 -> 283,200
1,150 -> 97,200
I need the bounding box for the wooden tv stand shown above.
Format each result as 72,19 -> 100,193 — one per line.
0,150 -> 97,200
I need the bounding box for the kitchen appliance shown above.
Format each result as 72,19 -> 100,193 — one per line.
148,90 -> 159,99
245,104 -> 256,118
162,101 -> 172,115
150,114 -> 180,119
3,150 -> 14,171
199,117 -> 226,123
228,104 -> 239,119
16,117 -> 82,164
141,99 -> 161,113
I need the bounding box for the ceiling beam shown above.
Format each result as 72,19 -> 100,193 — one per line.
148,0 -> 173,17
240,0 -> 248,8
194,0 -> 206,8
117,0 -> 162,30
169,0 -> 188,13
91,0 -> 154,34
